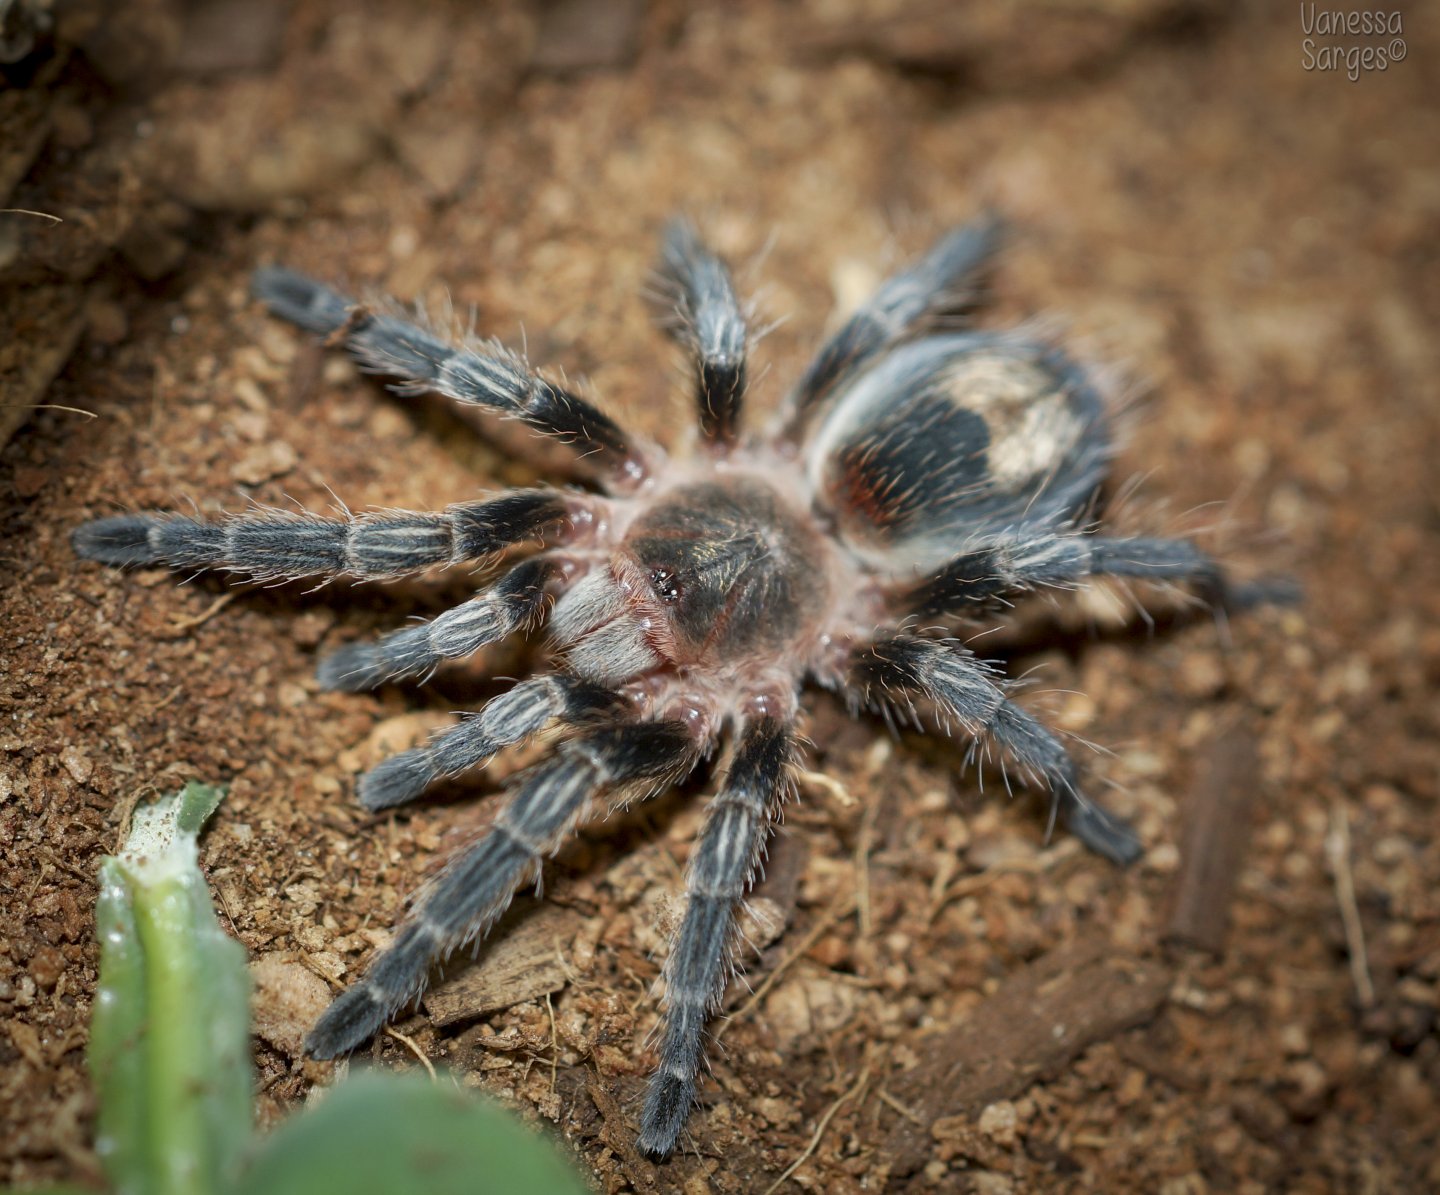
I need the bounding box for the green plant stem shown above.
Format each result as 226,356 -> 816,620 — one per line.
91,783 -> 248,1195
131,868 -> 212,1195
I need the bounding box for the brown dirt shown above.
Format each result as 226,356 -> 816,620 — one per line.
3,2 -> 1438,1192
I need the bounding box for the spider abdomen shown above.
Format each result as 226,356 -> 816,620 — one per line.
806,334 -> 1113,565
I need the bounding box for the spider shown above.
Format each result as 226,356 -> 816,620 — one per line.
73,215 -> 1291,1160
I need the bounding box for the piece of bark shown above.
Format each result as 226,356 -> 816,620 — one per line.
0,284 -> 85,450
1165,724 -> 1259,952
250,954 -> 332,1058
532,0 -> 644,74
883,935 -> 1171,1176
742,827 -> 809,959
424,904 -> 580,1028
0,91 -> 50,208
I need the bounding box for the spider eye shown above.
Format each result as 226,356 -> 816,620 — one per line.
649,567 -> 682,604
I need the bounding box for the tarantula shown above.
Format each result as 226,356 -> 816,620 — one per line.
74,216 -> 1288,1159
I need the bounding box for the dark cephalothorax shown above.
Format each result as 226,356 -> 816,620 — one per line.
73,216 -> 1293,1159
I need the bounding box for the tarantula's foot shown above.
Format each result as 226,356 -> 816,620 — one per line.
1222,574 -> 1303,612
317,628 -> 435,692
305,983 -> 389,1059
1059,791 -> 1143,867
637,1072 -> 691,1161
357,751 -> 435,811
71,514 -> 159,566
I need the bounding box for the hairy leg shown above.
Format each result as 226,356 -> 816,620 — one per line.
905,530 -> 1301,619
850,635 -> 1141,866
307,718 -> 702,1058
786,214 -> 1001,430
72,490 -> 577,582
638,716 -> 795,1158
253,267 -> 652,487
318,557 -> 562,692
358,673 -> 618,810
654,219 -> 749,447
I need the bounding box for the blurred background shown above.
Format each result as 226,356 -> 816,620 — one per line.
2,2 -> 1436,1191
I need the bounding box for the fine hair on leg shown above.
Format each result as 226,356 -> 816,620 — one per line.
905,529 -> 1300,620
358,673 -> 618,810
71,490 -> 575,582
317,557 -> 562,692
654,219 -> 749,447
786,214 -> 1002,429
307,718 -> 703,1059
850,635 -> 1142,865
638,716 -> 796,1158
253,267 -> 649,485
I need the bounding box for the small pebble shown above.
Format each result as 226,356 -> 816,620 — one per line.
60,746 -> 93,784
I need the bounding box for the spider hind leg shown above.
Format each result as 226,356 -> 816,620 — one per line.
850,635 -> 1142,866
905,529 -> 1302,620
788,214 -> 1003,426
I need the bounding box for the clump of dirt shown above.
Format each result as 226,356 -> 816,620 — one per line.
3,2 -> 1437,1191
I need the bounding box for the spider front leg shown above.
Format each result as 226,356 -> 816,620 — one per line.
639,715 -> 796,1160
308,717 -> 703,1059
253,267 -> 653,487
654,219 -> 749,447
906,529 -> 1301,620
849,635 -> 1142,866
72,490 -> 577,582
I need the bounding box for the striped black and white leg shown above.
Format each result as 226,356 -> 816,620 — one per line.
306,718 -> 703,1059
639,716 -> 795,1159
317,557 -> 561,692
358,673 -> 618,811
252,268 -> 649,486
655,219 -> 749,447
850,635 -> 1142,866
906,530 -> 1300,620
71,490 -> 575,582
787,214 -> 1001,427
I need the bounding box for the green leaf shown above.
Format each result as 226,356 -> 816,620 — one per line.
174,780 -> 228,837
90,783 -> 251,1195
232,1073 -> 591,1195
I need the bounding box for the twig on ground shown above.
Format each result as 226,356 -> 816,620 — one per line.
1326,797 -> 1375,1008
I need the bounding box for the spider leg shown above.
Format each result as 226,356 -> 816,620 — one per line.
72,490 -> 576,582
318,556 -> 561,692
358,673 -> 618,810
306,717 -> 702,1059
905,530 -> 1302,620
252,267 -> 651,487
638,716 -> 795,1160
785,214 -> 1001,432
849,635 -> 1142,866
654,219 -> 748,447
